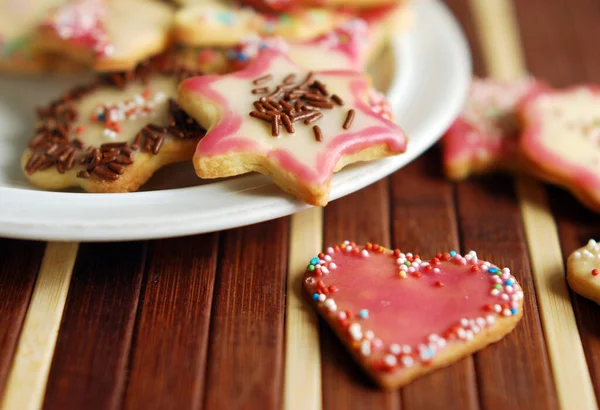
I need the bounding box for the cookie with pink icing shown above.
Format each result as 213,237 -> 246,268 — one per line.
174,0 -> 351,48
177,49 -> 407,206
442,77 -> 544,180
519,85 -> 600,212
304,242 -> 524,388
567,239 -> 600,304
36,0 -> 174,72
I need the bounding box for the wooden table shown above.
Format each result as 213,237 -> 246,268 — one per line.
1,0 -> 599,409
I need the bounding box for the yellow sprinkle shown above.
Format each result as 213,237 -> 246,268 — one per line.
399,270 -> 407,278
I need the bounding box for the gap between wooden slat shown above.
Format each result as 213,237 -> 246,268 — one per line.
0,242 -> 78,410
468,0 -> 598,409
284,208 -> 323,410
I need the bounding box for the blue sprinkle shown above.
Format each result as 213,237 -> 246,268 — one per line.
505,279 -> 514,286
310,257 -> 319,265
510,307 -> 518,315
421,347 -> 435,360
359,309 -> 369,319
488,267 -> 499,274
238,53 -> 248,62
312,293 -> 319,301
449,250 -> 457,257
97,113 -> 105,121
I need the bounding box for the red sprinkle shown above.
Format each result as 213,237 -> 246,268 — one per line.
593,269 -> 599,276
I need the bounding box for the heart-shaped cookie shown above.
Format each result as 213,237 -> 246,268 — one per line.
304,242 -> 524,388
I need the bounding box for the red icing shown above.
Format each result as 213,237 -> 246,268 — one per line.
180,50 -> 406,185
520,85 -> 600,203
304,244 -> 523,372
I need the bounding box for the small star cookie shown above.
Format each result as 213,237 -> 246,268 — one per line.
177,50 -> 407,206
567,239 -> 600,304
173,0 -> 351,48
304,242 -> 524,388
22,57 -> 205,193
519,85 -> 600,212
239,0 -> 406,13
36,0 -> 174,72
442,77 -> 544,180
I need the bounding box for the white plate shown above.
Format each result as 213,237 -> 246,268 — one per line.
0,0 -> 471,241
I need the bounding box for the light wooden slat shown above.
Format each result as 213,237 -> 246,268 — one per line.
284,208 -> 323,410
468,1 -> 598,409
0,242 -> 78,410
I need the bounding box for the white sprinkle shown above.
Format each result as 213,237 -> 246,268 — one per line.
460,318 -> 469,327
349,323 -> 362,341
502,267 -> 511,274
318,294 -> 326,302
389,344 -> 401,355
321,267 -> 330,275
329,263 -> 337,270
343,240 -> 350,245
402,345 -> 412,354
491,289 -> 500,296
434,268 -> 440,274
345,246 -> 352,252
324,255 -> 332,262
326,247 -> 334,254
324,299 -> 337,311
361,250 -> 369,257
338,311 -> 347,320
360,340 -> 371,356
384,354 -> 397,367
457,328 -> 466,339
364,330 -> 374,340
472,325 -> 481,334
428,334 -> 440,342
401,355 -> 414,367
486,315 -> 496,325
494,304 -> 502,313
501,294 -> 510,301
465,330 -> 474,340
476,317 -> 486,327
502,309 -> 512,317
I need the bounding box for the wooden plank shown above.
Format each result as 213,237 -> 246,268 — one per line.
390,153 -> 479,410
203,219 -> 288,410
445,0 -> 560,407
1,242 -> 78,410
123,234 -> 219,410
467,0 -> 597,408
456,177 -> 558,410
41,242 -> 145,410
321,180 -> 399,410
519,0 -> 600,399
550,188 -> 600,399
0,240 -> 44,397
284,208 -> 322,410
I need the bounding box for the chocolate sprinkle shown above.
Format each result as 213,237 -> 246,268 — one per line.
313,125 -> 323,142
25,54 -> 207,182
343,109 -> 355,130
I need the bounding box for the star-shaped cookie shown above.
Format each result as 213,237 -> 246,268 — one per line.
177,50 -> 407,206
36,0 -> 174,72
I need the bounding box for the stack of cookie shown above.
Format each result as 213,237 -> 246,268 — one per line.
442,77 -> 600,213
10,0 -> 410,204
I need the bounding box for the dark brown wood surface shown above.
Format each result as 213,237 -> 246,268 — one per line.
0,240 -> 44,398
1,0 -> 600,409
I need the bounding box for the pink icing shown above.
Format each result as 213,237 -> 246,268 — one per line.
304,243 -> 523,373
443,77 -> 543,172
520,85 -> 600,200
180,50 -> 406,185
